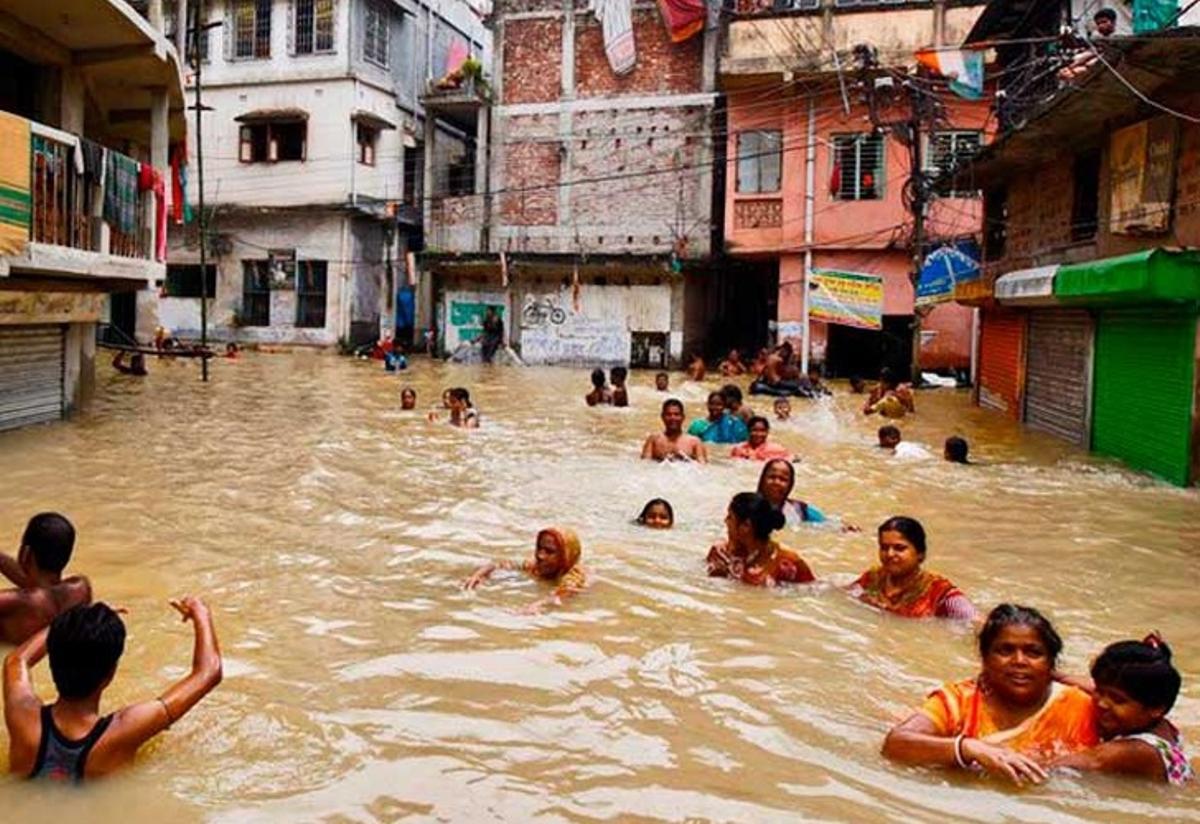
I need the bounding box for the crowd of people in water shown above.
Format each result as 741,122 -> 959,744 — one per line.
50,339 -> 1191,789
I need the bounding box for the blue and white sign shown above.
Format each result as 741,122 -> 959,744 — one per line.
916,242 -> 981,306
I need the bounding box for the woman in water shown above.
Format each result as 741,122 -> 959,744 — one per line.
849,516 -> 976,619
637,499 -> 674,529
883,604 -> 1098,784
863,367 -> 915,418
688,391 -> 747,444
756,459 -> 829,526
463,528 -> 587,614
706,492 -> 815,586
1056,634 -> 1194,785
730,416 -> 792,461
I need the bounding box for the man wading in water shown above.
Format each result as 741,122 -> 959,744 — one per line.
641,399 -> 709,463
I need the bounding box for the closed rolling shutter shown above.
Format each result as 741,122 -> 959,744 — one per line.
1024,309 -> 1093,446
978,308 -> 1025,419
1092,309 -> 1195,486
0,325 -> 65,432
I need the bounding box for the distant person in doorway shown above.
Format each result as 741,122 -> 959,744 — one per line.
111,351 -> 147,376
706,492 -> 815,586
641,399 -> 708,463
480,307 -> 503,364
637,499 -> 675,530
0,514 -> 92,646
719,349 -> 746,377
863,368 -> 915,418
730,417 -> 793,461
849,516 -> 976,620
944,436 -> 971,464
4,598 -> 223,782
610,366 -> 629,407
773,397 -> 792,422
686,353 -> 706,382
462,527 -> 587,614
687,391 -> 747,444
654,372 -> 670,392
585,368 -> 613,406
400,387 -> 417,410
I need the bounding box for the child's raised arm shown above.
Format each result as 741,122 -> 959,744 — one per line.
4,627 -> 49,774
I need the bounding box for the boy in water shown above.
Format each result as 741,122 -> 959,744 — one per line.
878,425 -> 901,450
0,514 -> 92,645
773,397 -> 791,421
641,399 -> 708,463
610,366 -> 629,407
944,436 -> 970,464
654,372 -> 669,392
400,387 -> 417,410
4,599 -> 222,782
585,368 -> 613,406
721,384 -> 753,423
686,354 -> 706,382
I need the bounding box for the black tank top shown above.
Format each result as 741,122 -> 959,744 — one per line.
29,705 -> 114,783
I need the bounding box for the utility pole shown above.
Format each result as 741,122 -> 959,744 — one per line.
190,3 -> 216,381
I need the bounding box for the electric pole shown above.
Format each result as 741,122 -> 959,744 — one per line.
190,3 -> 216,381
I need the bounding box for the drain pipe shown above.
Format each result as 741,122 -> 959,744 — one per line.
801,93 -> 816,374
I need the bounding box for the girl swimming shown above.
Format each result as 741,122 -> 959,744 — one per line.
637,499 -> 674,529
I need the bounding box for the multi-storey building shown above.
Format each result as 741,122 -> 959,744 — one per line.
719,0 -> 992,378
162,0 -> 489,347
0,0 -> 184,430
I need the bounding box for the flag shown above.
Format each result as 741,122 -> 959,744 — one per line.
915,48 -> 985,100
500,251 -> 509,287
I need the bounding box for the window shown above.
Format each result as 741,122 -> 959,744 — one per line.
447,151 -> 475,196
926,131 -> 982,198
167,2 -> 211,63
296,261 -> 328,327
736,130 -> 782,194
241,261 -> 271,326
403,144 -> 424,205
363,0 -> 389,67
164,264 -> 217,298
357,123 -> 378,166
984,187 -> 1008,262
239,121 -> 306,162
1071,150 -> 1101,241
833,133 -> 884,200
233,0 -> 272,58
294,0 -> 334,54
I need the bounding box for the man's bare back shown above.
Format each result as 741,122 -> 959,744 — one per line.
0,577 -> 91,645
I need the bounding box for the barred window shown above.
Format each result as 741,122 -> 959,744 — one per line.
363,0 -> 389,67
926,131 -> 982,198
736,130 -> 782,194
833,133 -> 884,201
241,261 -> 271,326
295,0 -> 334,54
296,261 -> 328,328
234,0 -> 272,59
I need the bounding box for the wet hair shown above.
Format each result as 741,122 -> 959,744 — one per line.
879,367 -> 899,389
877,515 -> 927,557
756,458 -> 796,500
450,387 -> 472,406
1092,636 -> 1181,712
655,371 -> 669,381
728,492 -> 786,541
401,387 -> 416,401
773,397 -> 790,406
747,415 -> 770,431
878,424 -> 900,440
707,390 -> 725,406
637,498 -> 675,526
721,384 -> 743,405
591,368 -> 607,388
1094,7 -> 1117,21
610,366 -> 627,384
662,398 -> 684,415
978,604 -> 1063,667
21,512 -> 75,574
945,436 -> 970,463
47,603 -> 126,699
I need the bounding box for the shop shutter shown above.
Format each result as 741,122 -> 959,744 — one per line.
977,308 -> 1025,418
0,325 -> 65,432
1092,309 -> 1195,486
1024,309 -> 1093,445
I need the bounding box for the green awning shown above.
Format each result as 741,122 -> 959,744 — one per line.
1055,248 -> 1200,305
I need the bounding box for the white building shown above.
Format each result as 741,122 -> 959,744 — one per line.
0,0 -> 185,431
162,0 -> 490,347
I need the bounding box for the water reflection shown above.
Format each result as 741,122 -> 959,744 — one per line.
0,352 -> 1196,822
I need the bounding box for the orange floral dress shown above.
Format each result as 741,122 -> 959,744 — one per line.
707,540 -> 815,586
851,567 -> 975,619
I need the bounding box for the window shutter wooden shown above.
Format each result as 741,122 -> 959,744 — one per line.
239,126 -> 253,162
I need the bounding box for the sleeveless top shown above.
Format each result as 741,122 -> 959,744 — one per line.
1125,731 -> 1195,785
29,705 -> 114,783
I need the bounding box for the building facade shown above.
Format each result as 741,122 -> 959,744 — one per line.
719,0 -> 991,378
163,0 -> 489,348
0,0 -> 185,430
422,0 -> 721,367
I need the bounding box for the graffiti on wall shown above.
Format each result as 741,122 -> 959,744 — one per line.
443,291 -> 507,351
520,293 -> 567,327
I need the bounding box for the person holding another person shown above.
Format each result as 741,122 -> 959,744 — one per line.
642,399 -> 709,463
688,391 -> 748,444
463,528 -> 588,614
0,514 -> 92,645
706,492 -> 815,586
849,516 -> 976,619
730,416 -> 793,461
636,499 -> 674,530
882,604 -> 1098,784
863,368 -> 915,418
4,598 -> 223,782
585,368 -> 613,407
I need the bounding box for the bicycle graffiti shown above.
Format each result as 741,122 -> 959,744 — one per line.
521,295 -> 567,327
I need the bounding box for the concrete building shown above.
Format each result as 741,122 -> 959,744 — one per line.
719,0 -> 991,378
0,0 -> 184,430
953,21 -> 1200,485
162,0 -> 490,348
422,0 -> 722,368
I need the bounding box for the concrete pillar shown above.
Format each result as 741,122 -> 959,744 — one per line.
474,108 -> 490,253
149,0 -> 165,31
933,0 -> 947,46
59,67 -> 85,134
177,0 -> 190,59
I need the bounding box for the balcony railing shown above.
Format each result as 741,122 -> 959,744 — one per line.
27,120 -> 152,261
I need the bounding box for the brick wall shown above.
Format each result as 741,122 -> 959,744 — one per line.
992,153 -> 1073,272
500,140 -> 561,226
502,19 -> 562,105
574,9 -> 704,98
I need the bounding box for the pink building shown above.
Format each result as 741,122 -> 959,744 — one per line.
720,4 -> 991,377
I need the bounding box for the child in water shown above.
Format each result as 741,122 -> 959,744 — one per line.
1058,634 -> 1194,785
610,366 -> 629,407
944,436 -> 970,464
637,499 -> 674,529
3,599 -> 222,782
585,368 -> 613,406
463,528 -> 588,614
400,387 -> 417,410
773,397 -> 791,422
0,513 -> 92,645
655,372 -> 669,392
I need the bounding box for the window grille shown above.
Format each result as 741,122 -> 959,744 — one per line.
925,131 -> 982,198
241,261 -> 271,326
296,261 -> 328,328
233,0 -> 271,58
363,0 -> 389,67
294,0 -> 334,54
833,133 -> 884,200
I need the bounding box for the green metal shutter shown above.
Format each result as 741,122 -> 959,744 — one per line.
1092,309 -> 1196,485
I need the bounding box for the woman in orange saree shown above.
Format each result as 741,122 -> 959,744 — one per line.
849,516 -> 976,620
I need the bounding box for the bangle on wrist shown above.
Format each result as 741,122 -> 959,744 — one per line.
953,733 -> 971,769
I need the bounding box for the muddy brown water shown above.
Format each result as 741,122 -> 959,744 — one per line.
0,352 -> 1197,822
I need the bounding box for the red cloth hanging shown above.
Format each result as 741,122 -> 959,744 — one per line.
139,163 -> 167,263
656,0 -> 705,42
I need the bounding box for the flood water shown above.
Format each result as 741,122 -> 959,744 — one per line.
0,352 -> 1197,822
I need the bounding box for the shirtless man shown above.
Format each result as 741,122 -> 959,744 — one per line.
686,354 -> 706,382
863,367 -> 916,417
0,513 -> 92,645
718,349 -> 745,377
641,399 -> 709,463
